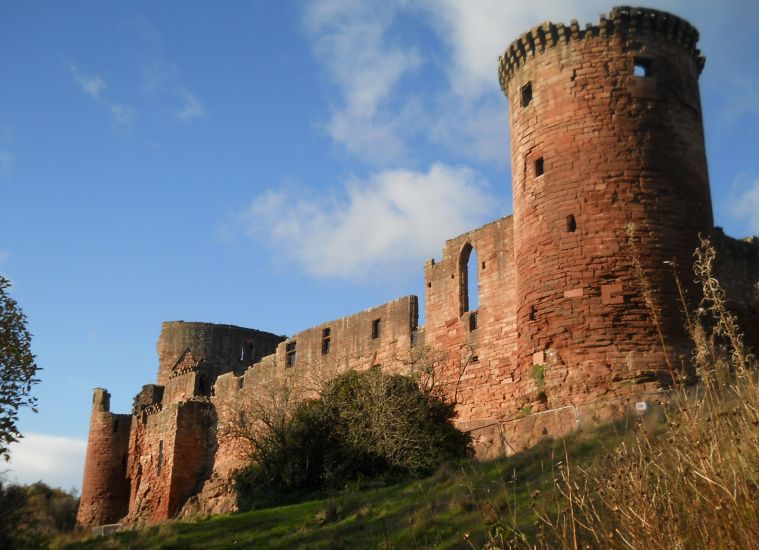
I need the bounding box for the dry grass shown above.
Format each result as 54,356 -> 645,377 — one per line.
531,236 -> 759,549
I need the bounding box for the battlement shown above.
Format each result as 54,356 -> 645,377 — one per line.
498,6 -> 703,92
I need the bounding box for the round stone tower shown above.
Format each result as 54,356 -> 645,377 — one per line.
499,7 -> 713,401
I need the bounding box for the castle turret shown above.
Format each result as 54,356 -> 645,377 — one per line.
76,388 -> 132,527
500,7 -> 713,402
156,321 -> 285,386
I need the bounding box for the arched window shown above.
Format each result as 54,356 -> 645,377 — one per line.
459,243 -> 479,315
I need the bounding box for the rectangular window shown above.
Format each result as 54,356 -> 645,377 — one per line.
469,311 -> 478,332
521,82 -> 532,107
567,214 -> 577,233
285,341 -> 297,368
535,157 -> 544,177
321,328 -> 331,355
157,440 -> 164,475
371,318 -> 381,339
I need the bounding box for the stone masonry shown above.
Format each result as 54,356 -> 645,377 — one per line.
77,7 -> 759,527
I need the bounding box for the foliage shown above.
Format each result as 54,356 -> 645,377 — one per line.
235,368 -> 473,509
529,364 -> 545,391
0,480 -> 79,549
0,275 -> 40,461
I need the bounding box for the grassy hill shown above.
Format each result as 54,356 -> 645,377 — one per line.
60,423 -> 626,549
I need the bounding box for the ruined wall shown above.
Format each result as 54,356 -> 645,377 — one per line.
424,217 -> 519,426
181,297 -> 422,517
272,296 -> 419,374
157,321 -> 285,386
500,6 -> 713,408
712,228 -> 759,348
125,400 -> 215,523
77,389 -> 132,527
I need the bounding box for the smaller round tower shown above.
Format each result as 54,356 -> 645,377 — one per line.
76,388 -> 131,527
500,7 -> 713,403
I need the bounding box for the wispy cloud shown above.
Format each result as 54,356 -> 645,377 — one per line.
70,64 -> 107,100
304,0 -> 420,163
110,104 -> 135,125
141,60 -> 206,123
728,173 -> 759,235
6,433 -> 87,491
236,164 -> 498,280
175,88 -> 205,121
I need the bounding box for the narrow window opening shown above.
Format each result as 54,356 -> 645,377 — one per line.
471,355 -> 479,363
410,329 -> 418,347
469,311 -> 478,332
157,440 -> 164,475
285,341 -> 297,368
241,342 -> 255,362
372,319 -> 381,340
237,377 -> 244,390
197,373 -> 208,396
521,82 -> 532,107
321,327 -> 331,355
481,261 -> 486,270
535,157 -> 544,177
427,282 -> 432,288
567,214 -> 577,233
634,58 -> 651,77
529,305 -> 537,321
459,243 -> 479,315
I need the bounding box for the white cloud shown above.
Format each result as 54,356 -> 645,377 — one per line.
300,1 -> 731,166
5,433 -> 87,491
729,175 -> 759,234
70,64 -> 107,100
110,103 -> 135,125
304,0 -> 420,163
175,88 -> 206,122
238,163 -> 498,280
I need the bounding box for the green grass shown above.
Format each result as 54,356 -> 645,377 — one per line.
62,422 -> 632,550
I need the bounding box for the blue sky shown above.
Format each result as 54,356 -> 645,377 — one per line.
1,1 -> 758,491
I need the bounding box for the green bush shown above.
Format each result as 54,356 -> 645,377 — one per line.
235,368 -> 473,509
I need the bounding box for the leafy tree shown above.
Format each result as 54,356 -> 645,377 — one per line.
235,368 -> 473,509
0,480 -> 79,549
0,275 -> 40,461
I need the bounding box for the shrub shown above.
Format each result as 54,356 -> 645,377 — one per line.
236,368 -> 473,509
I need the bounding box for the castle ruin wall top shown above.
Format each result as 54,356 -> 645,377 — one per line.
498,6 -> 704,92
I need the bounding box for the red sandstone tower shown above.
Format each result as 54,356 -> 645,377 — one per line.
76,389 -> 132,527
500,7 -> 713,401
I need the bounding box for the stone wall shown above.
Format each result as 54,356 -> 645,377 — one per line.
500,6 -> 713,408
76,389 -> 132,526
424,217 -> 520,426
157,321 -> 285,386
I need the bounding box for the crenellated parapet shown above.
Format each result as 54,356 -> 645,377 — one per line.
498,6 -> 703,92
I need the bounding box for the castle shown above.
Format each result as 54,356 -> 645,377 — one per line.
77,7 -> 759,527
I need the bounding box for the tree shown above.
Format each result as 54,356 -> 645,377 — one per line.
0,275 -> 40,461
235,368 -> 473,509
